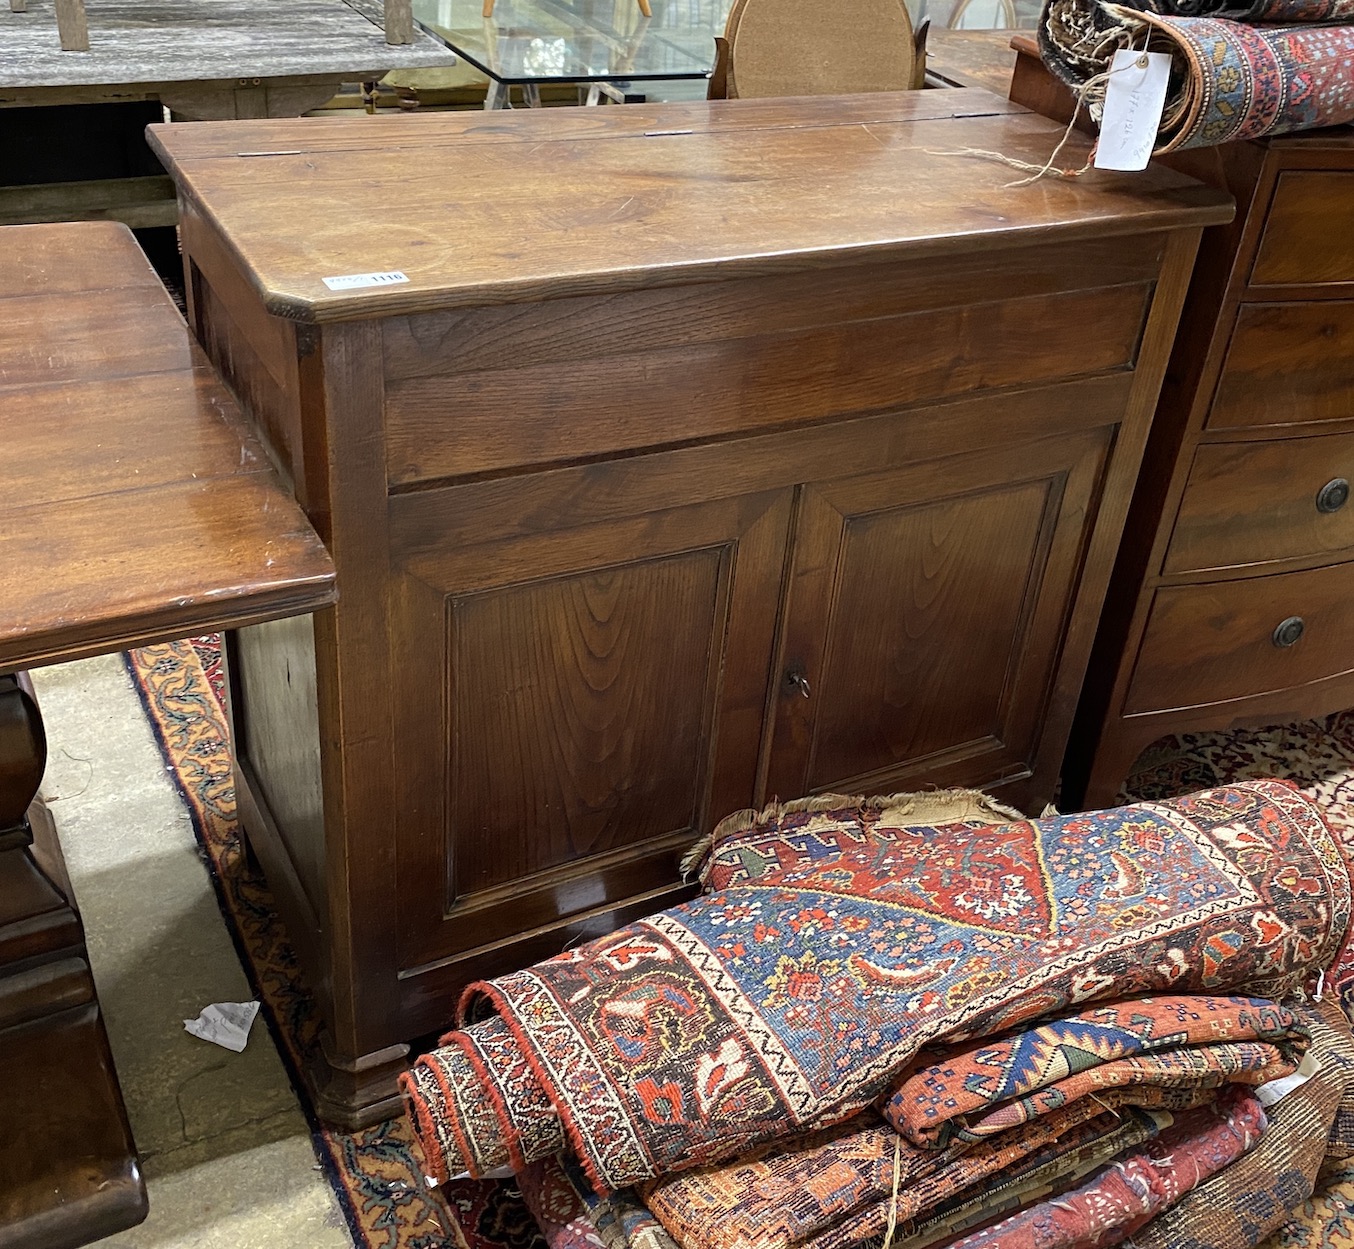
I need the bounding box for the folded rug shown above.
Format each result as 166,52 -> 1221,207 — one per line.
518,1155 -> 675,1249
1131,996 -> 1354,1249
883,994 -> 1308,1148
640,1098 -> 1176,1249
1039,0 -> 1354,151
404,781 -> 1347,1192
948,1085 -> 1267,1248
884,1109 -> 1164,1249
637,993 -> 1303,1249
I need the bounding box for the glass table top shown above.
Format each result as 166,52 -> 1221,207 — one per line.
412,0 -> 730,84
410,0 -> 1038,88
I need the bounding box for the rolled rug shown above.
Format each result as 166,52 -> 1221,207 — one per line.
405,790 -> 1023,1183
1038,0 -> 1354,152
403,780 -> 1348,1192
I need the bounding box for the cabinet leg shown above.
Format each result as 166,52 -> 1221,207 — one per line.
309,1031 -> 411,1130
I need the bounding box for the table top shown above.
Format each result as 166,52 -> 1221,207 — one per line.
0,0 -> 454,92
924,28 -> 1020,95
413,0 -> 723,83
149,89 -> 1234,324
0,223 -> 336,673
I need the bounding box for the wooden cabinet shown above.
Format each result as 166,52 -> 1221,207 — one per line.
1008,38 -> 1354,808
149,90 -> 1229,1125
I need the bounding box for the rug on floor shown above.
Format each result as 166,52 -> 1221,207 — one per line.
126,637 -> 1354,1249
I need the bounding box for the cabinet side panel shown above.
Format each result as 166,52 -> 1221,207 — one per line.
181,201 -> 303,492
233,617 -> 327,932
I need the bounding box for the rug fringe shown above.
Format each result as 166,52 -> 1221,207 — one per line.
681,788 -> 1028,882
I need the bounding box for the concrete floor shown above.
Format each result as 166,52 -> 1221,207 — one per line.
31,655 -> 352,1249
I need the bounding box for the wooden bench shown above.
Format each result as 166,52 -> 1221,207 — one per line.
0,221 -> 335,1248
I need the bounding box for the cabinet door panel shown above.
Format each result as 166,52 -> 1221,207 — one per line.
392,488 -> 792,972
451,550 -> 725,893
765,430 -> 1110,800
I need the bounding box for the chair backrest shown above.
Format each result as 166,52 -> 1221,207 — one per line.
721,0 -> 919,99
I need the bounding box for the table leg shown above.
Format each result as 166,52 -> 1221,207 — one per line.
0,673 -> 147,1248
484,78 -> 509,109
523,82 -> 542,107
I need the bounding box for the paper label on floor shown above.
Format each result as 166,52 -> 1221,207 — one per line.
321,271 -> 410,291
1094,50 -> 1171,172
184,1000 -> 261,1052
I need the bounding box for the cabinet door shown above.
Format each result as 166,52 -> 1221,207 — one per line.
391,487 -> 793,973
764,430 -> 1111,801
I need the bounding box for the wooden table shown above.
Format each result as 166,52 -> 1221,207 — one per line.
0,0 -> 456,230
0,222 -> 335,1249
150,91 -> 1232,1127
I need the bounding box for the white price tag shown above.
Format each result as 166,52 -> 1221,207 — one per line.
1094,50 -> 1171,172
322,270 -> 410,291
1256,1052 -> 1321,1107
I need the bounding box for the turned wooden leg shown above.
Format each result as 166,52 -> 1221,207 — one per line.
483,0 -> 494,16
0,674 -> 148,1245
637,0 -> 652,16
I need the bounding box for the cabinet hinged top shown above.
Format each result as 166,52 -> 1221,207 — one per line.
148,88 -> 1234,323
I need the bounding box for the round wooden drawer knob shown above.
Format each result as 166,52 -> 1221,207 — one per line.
1272,616 -> 1306,648
1316,478 -> 1349,513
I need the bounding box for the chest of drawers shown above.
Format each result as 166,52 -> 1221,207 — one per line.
1058,134 -> 1354,806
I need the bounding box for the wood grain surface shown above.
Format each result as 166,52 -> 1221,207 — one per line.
1126,561 -> 1354,715
925,28 -> 1019,95
149,90 -> 1233,321
0,222 -> 335,674
1210,300 -> 1354,431
0,0 -> 452,90
1252,171 -> 1354,287
1166,433 -> 1354,575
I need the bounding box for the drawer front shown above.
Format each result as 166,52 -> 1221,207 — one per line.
1165,432 -> 1354,574
380,238 -> 1160,486
1253,172 -> 1354,287
1210,301 -> 1354,431
1125,562 -> 1354,715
